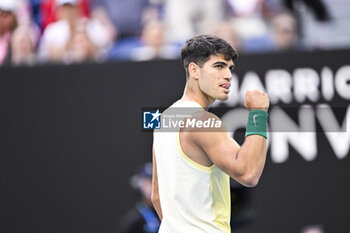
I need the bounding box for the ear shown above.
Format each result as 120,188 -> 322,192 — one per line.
188,62 -> 200,80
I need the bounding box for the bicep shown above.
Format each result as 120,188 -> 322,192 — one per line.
193,130 -> 244,178
185,111 -> 244,178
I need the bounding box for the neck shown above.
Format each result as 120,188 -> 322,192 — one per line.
180,81 -> 214,110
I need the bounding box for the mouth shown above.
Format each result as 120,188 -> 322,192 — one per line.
219,83 -> 231,94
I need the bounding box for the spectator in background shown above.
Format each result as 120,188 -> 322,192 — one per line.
38,0 -> 80,62
130,19 -> 179,61
10,25 -> 37,66
63,21 -> 97,64
115,163 -> 160,233
270,11 -> 301,51
92,0 -> 153,39
38,0 -> 112,63
222,0 -> 280,54
214,21 -> 241,52
40,0 -> 90,30
15,0 -> 41,50
224,0 -> 278,41
241,11 -> 301,53
0,0 -> 18,66
90,6 -> 116,45
163,0 -> 225,43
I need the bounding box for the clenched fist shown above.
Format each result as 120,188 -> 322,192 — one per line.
244,90 -> 269,111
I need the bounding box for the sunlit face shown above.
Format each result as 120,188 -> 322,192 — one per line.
197,54 -> 235,102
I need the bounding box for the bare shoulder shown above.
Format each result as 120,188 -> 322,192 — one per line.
180,109 -> 240,169
179,110 -> 225,166
192,110 -> 219,121
180,110 -> 229,151
182,110 -> 227,133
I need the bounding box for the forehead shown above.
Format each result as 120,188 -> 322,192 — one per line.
205,54 -> 234,66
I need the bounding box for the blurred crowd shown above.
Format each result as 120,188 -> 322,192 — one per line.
0,0 -> 340,67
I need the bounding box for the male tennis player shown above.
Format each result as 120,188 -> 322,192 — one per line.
152,35 -> 269,233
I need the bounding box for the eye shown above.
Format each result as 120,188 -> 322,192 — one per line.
229,66 -> 235,72
215,64 -> 224,69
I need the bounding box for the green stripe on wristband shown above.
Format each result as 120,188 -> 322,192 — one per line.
245,110 -> 268,139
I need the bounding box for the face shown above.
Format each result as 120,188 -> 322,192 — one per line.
12,31 -> 33,55
57,4 -> 79,23
273,14 -> 297,49
142,21 -> 164,48
196,54 -> 234,102
0,10 -> 16,32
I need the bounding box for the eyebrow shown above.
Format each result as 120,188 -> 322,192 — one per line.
212,61 -> 235,70
212,61 -> 227,66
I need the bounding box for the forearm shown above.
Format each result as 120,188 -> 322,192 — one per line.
200,90 -> 269,186
236,135 -> 267,186
235,108 -> 268,186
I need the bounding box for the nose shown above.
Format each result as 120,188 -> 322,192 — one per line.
224,68 -> 232,82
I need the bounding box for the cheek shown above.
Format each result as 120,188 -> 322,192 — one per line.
198,73 -> 210,91
199,75 -> 217,96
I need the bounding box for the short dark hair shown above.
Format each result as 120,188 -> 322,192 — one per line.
181,34 -> 238,79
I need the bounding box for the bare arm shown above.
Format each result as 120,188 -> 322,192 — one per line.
151,147 -> 163,220
190,90 -> 269,187
193,128 -> 266,187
